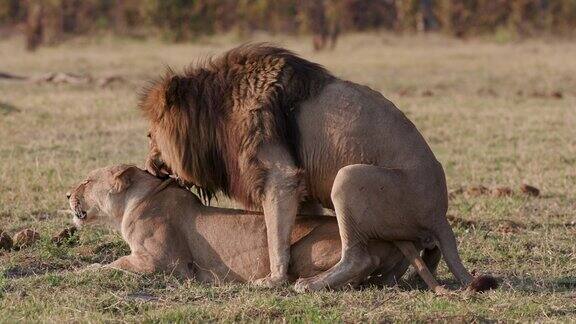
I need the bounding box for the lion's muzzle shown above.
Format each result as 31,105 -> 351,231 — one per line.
145,154 -> 171,179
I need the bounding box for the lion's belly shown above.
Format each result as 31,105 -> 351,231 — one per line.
296,80 -> 440,207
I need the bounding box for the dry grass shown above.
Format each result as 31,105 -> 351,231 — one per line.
1,33 -> 575,322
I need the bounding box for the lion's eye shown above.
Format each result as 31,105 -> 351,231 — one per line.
147,132 -> 151,138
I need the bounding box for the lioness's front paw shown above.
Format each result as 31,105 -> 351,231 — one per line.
253,275 -> 288,288
79,263 -> 104,272
434,286 -> 450,296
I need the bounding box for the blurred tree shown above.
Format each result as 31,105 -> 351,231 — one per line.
25,1 -> 42,51
418,0 -> 439,32
1,0 -> 575,51
0,0 -> 25,25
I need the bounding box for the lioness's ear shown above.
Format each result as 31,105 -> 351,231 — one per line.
165,75 -> 188,108
110,165 -> 139,194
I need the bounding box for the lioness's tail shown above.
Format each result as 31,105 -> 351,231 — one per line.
434,217 -> 498,292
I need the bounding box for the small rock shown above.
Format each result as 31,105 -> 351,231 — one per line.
520,184 -> 540,197
51,226 -> 78,246
490,186 -> 513,197
447,214 -> 477,229
397,88 -> 413,97
465,185 -> 489,197
421,89 -> 434,97
551,91 -> 563,99
530,90 -> 546,98
31,72 -> 91,85
0,230 -> 13,250
497,220 -> 524,234
448,187 -> 464,199
97,75 -> 124,88
13,229 -> 40,248
477,88 -> 498,97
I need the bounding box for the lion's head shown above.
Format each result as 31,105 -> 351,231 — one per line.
67,165 -> 140,228
139,44 -> 332,207
141,70 -> 228,204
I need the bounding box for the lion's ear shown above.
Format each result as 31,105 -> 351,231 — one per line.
110,165 -> 139,194
165,75 -> 188,108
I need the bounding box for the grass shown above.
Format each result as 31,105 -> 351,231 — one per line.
0,32 -> 575,322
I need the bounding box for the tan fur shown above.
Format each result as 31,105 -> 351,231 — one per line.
68,165 -> 446,290
139,44 -> 490,288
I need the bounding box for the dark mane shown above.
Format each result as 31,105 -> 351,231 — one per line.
139,43 -> 333,207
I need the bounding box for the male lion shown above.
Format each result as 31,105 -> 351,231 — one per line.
68,165 -> 452,292
141,44 -> 493,290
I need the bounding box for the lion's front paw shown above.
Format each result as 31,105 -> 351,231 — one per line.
294,277 -> 323,293
253,275 -> 288,288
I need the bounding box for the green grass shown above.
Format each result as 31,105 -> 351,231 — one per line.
1,33 -> 575,322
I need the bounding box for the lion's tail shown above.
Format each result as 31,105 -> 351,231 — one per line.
433,216 -> 498,292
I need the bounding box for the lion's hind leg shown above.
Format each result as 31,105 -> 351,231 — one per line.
294,243 -> 379,292
295,163 -> 431,292
294,164 -> 400,292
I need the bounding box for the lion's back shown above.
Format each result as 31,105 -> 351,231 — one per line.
296,80 -> 439,206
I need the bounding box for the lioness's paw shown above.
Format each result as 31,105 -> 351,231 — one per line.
434,286 -> 450,296
253,275 -> 288,288
77,263 -> 104,273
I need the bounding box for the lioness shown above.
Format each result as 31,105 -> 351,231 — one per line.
141,44 -> 491,290
68,165 -> 449,291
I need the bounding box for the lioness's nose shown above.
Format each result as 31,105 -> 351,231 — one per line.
66,192 -> 71,200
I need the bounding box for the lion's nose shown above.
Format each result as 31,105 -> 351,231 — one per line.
66,192 -> 71,200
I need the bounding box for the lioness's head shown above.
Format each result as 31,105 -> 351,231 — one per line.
67,165 -> 141,228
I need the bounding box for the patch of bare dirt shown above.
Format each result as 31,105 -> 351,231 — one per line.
446,215 -> 528,234
447,214 -> 479,229
516,89 -> 564,99
449,184 -> 541,199
0,71 -> 126,88
4,258 -> 84,278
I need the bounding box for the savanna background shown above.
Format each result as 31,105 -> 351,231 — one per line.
0,0 -> 575,322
